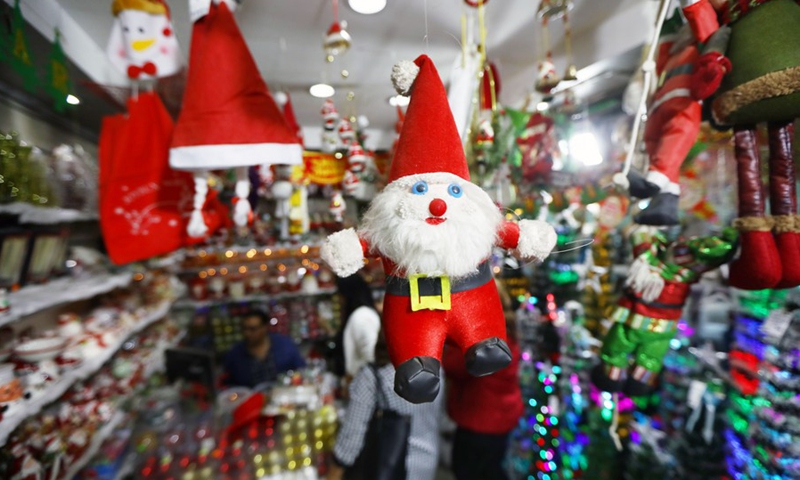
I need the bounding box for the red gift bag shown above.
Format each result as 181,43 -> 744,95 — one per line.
98,92 -> 194,264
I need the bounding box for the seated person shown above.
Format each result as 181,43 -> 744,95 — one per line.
223,310 -> 306,388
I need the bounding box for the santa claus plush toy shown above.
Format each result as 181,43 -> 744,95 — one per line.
322,55 -> 557,403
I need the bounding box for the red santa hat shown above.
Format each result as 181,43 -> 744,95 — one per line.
321,99 -> 338,120
274,91 -> 304,146
389,55 -> 470,183
169,2 -> 302,170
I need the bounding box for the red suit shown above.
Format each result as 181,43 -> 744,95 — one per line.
633,8 -> 730,225
361,222 -> 524,368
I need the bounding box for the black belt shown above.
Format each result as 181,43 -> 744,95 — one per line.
385,261 -> 493,297
625,293 -> 683,310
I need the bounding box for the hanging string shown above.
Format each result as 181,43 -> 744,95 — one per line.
461,11 -> 467,68
477,0 -> 487,65
423,0 -> 429,51
563,11 -> 574,69
613,0 -> 672,188
332,0 -> 339,24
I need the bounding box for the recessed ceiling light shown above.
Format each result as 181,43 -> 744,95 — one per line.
310,83 -> 335,98
66,94 -> 80,105
388,95 -> 409,107
348,0 -> 386,15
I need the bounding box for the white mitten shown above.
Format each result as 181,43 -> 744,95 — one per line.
321,228 -> 365,277
516,219 -> 557,262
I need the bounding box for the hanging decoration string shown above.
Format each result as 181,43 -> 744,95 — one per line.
423,0 -> 429,51
461,10 -> 468,68
613,0 -> 672,190
332,0 -> 339,24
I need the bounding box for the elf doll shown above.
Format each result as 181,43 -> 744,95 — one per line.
322,55 -> 557,404
592,226 -> 737,396
681,0 -> 800,289
628,10 -> 731,226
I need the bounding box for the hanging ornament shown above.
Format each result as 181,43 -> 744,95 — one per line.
337,118 -> 356,146
8,0 -> 37,90
324,0 -> 350,61
46,31 -> 73,113
320,99 -> 340,153
535,0 -> 574,93
329,191 -> 346,223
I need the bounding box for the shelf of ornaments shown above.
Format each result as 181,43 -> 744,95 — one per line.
0,202 -> 98,224
63,329 -> 186,480
0,271 -> 134,328
173,288 -> 339,309
0,299 -> 175,447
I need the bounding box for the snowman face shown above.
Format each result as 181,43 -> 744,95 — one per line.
107,9 -> 181,79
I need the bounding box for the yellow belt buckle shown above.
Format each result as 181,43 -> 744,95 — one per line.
409,274 -> 451,312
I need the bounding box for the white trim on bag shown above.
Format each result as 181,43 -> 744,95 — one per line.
169,142 -> 303,170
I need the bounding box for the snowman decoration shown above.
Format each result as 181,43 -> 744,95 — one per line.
322,55 -> 557,403
106,0 -> 182,81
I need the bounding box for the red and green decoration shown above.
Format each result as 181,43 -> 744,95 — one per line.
8,0 -> 38,91
45,31 -> 73,112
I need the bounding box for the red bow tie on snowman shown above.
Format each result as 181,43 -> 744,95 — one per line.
322,55 -> 557,404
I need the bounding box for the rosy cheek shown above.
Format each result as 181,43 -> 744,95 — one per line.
118,48 -> 125,57
160,46 -> 169,54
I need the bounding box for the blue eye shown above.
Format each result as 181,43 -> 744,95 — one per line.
448,184 -> 463,198
411,181 -> 428,195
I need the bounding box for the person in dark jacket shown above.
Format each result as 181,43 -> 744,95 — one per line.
223,310 -> 305,388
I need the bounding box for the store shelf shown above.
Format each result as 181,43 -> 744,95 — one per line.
0,300 -> 172,446
73,332 -> 183,480
173,288 -> 337,309
0,202 -> 98,224
0,272 -> 133,327
64,410 -> 127,479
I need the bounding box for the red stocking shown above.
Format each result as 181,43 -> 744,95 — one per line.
769,121 -> 800,289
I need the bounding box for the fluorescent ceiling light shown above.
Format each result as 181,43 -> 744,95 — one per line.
310,83 -> 335,98
66,94 -> 80,105
569,132 -> 603,167
388,95 -> 409,107
348,0 -> 387,14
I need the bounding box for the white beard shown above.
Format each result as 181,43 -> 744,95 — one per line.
359,173 -> 502,279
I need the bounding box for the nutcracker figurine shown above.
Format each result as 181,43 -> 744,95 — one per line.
592,226 -> 737,396
684,0 -> 800,290
628,9 -> 731,226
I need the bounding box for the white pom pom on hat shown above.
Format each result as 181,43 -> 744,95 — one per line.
392,60 -> 420,96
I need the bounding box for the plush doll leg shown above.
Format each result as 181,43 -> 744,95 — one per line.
635,100 -> 702,226
623,329 -> 675,397
729,126 -> 782,290
768,121 -> 800,289
592,320 -> 637,393
447,281 -> 511,377
382,293 -> 447,404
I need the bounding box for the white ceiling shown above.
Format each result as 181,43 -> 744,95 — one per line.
17,0 -> 659,137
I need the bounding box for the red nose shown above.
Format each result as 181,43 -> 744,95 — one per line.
429,198 -> 447,217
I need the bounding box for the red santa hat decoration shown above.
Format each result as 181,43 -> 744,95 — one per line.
321,54 -> 557,404
169,0 -> 302,238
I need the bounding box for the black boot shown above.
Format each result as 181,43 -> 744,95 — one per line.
465,337 -> 512,377
591,364 -> 625,393
394,356 -> 441,404
627,170 -> 661,199
635,192 -> 679,226
623,376 -> 656,397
